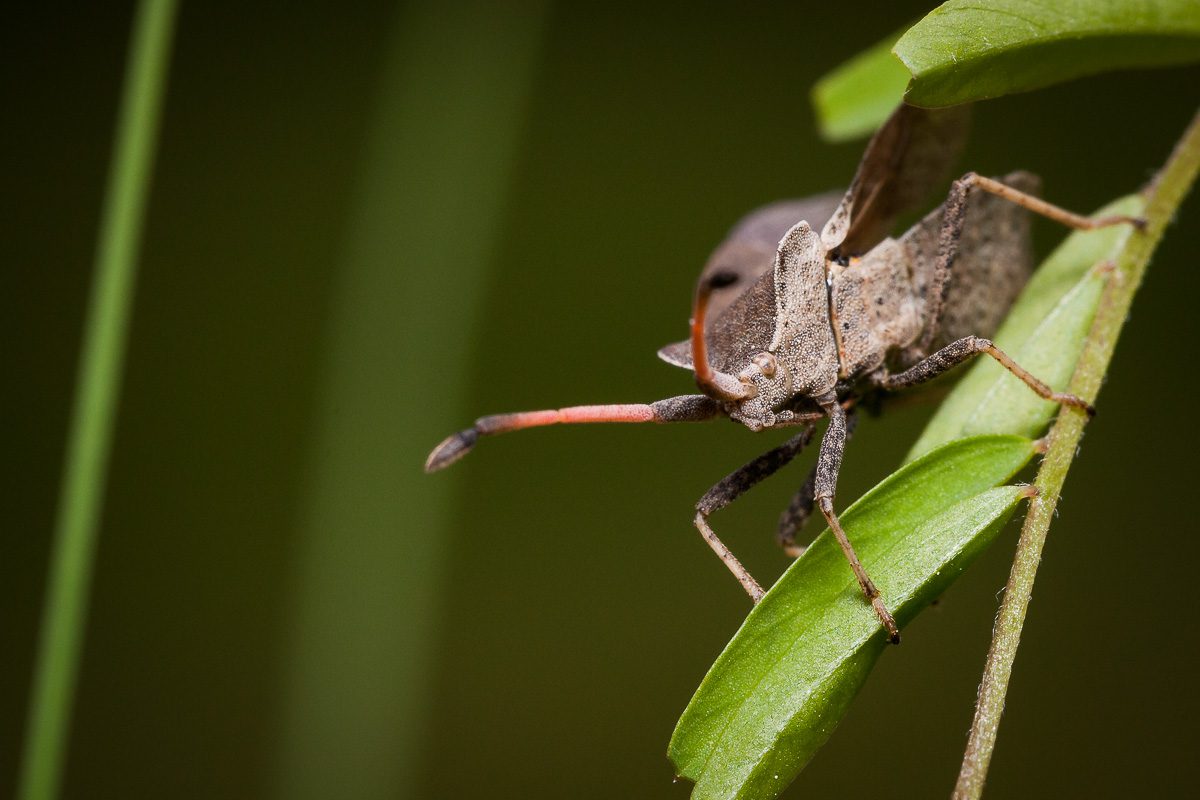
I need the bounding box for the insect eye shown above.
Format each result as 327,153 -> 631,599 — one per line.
751,352 -> 778,378
705,270 -> 739,289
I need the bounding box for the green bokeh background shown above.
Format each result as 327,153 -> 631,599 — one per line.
5,2 -> 1198,798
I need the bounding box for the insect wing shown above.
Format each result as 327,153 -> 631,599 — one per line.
821,104 -> 971,257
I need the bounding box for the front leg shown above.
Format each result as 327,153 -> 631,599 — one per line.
877,335 -> 1094,414
693,424 -> 817,602
777,408 -> 858,557
814,396 -> 901,644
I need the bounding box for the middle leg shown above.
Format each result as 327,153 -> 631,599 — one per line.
877,335 -> 1094,413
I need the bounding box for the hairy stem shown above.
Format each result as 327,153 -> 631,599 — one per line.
17,3 -> 179,799
954,108 -> 1200,799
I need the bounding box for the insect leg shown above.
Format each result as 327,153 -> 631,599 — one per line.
777,408 -> 858,557
958,172 -> 1145,232
877,335 -> 1094,414
916,173 -> 972,353
777,465 -> 817,557
814,398 -> 901,644
918,173 -> 1142,354
694,423 -> 818,602
425,394 -> 721,472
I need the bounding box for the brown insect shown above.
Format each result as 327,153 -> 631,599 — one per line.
425,104 -> 1139,643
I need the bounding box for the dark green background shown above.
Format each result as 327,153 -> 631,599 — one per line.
6,2 -> 1198,798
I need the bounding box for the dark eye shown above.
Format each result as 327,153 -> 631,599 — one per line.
706,270 -> 739,289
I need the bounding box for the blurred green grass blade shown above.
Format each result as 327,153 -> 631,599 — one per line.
271,3 -> 547,799
17,2 -> 179,799
907,195 -> 1144,460
811,27 -> 911,141
895,0 -> 1200,108
669,435 -> 1036,800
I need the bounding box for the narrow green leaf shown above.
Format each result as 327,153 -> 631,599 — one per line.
18,3 -> 179,799
907,194 -> 1144,460
894,0 -> 1200,108
669,435 -> 1036,800
811,28 -> 911,141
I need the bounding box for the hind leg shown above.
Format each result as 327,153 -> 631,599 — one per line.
918,172 -> 1141,354
876,335 -> 1093,414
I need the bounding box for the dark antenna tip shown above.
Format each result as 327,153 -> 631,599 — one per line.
424,428 -> 480,472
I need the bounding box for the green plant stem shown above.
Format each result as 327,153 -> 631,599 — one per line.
954,108 -> 1200,800
17,3 -> 178,799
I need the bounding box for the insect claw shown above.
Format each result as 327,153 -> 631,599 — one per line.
424,427 -> 480,472
1093,213 -> 1146,231
872,597 -> 901,645
1051,392 -> 1095,417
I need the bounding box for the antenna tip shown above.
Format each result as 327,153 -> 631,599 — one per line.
424,428 -> 480,472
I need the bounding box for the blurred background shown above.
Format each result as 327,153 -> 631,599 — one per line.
5,2 -> 1199,798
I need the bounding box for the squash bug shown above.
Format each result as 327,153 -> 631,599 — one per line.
425,104 -> 1141,643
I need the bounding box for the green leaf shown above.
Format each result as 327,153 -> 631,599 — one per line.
811,28 -> 911,141
907,194 -> 1144,460
669,435 -> 1036,800
670,194 -> 1146,796
894,0 -> 1200,108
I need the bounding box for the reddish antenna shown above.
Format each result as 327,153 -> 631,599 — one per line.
690,272 -> 751,402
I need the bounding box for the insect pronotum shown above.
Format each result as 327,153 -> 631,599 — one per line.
425,104 -> 1141,643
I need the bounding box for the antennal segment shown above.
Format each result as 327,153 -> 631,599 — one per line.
690,272 -> 752,402
424,395 -> 721,472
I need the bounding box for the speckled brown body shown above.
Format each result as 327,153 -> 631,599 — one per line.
658,169 -> 1039,416
831,170 -> 1038,383
426,103 -> 1125,645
